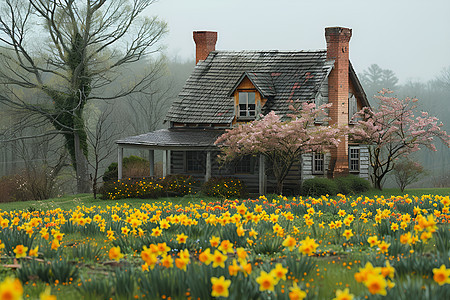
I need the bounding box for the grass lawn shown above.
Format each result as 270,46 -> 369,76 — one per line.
0,187 -> 448,212
0,193 -> 217,212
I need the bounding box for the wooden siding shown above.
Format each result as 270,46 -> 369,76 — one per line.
171,147 -> 369,194
170,150 -> 304,194
358,146 -> 370,179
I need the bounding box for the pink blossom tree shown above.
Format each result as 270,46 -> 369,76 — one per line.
349,90 -> 450,190
215,103 -> 342,194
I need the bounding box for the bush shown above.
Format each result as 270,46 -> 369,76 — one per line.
101,178 -> 163,200
103,155 -> 150,182
201,177 -> 248,198
348,175 -> 371,193
0,174 -> 23,203
0,170 -> 57,203
160,175 -> 198,197
301,177 -> 338,197
335,175 -> 371,195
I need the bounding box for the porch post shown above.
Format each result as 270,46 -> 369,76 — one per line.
162,150 -> 167,177
259,154 -> 266,195
148,150 -> 154,177
205,151 -> 211,182
167,150 -> 171,175
118,146 -> 123,180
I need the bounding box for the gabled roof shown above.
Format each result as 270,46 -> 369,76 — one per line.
165,50 -> 334,124
227,72 -> 276,98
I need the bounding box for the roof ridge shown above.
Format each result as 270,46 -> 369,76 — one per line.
210,49 -> 327,54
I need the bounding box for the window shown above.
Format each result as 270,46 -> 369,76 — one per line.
349,147 -> 360,172
313,153 -> 324,174
349,93 -> 357,123
234,155 -> 252,174
314,93 -> 327,123
185,151 -> 205,173
238,92 -> 256,119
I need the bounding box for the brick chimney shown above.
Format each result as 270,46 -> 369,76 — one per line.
193,31 -> 217,64
325,27 -> 352,177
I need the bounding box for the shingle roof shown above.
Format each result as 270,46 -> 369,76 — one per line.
165,50 -> 334,124
228,72 -> 276,98
116,128 -> 224,148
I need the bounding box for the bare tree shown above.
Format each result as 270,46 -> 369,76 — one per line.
122,58 -> 175,134
85,104 -> 124,199
0,0 -> 167,193
392,159 -> 426,192
437,66 -> 450,89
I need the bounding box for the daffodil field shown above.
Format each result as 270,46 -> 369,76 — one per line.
0,194 -> 449,300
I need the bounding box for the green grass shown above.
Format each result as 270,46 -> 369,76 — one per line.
0,193 -> 219,212
0,187 -> 448,212
351,187 -> 450,199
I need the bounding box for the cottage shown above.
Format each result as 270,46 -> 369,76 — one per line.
116,27 -> 370,195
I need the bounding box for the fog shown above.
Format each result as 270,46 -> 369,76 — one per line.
149,0 -> 450,83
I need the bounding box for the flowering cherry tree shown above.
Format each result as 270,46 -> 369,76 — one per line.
215,103 -> 342,194
349,90 -> 450,190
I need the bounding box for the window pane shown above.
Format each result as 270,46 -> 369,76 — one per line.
239,103 -> 247,116
313,153 -> 324,174
239,92 -> 247,104
237,92 -> 256,119
248,92 -> 255,103
186,152 -> 204,172
235,155 -> 252,174
349,148 -> 360,171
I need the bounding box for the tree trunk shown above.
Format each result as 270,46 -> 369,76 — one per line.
276,180 -> 284,195
74,132 -> 91,193
374,176 -> 383,190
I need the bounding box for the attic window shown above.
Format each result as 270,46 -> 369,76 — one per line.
238,92 -> 256,119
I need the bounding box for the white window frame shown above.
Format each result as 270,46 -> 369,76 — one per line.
238,92 -> 256,119
349,147 -> 360,172
312,152 -> 325,175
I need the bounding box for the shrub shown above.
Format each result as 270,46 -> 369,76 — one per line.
335,175 -> 371,195
0,171 -> 54,203
348,175 -> 371,193
301,177 -> 338,197
201,177 -> 248,198
0,174 -> 24,203
160,175 -> 198,197
103,155 -> 150,182
101,178 -> 163,200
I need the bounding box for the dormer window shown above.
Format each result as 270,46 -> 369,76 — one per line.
238,92 -> 256,119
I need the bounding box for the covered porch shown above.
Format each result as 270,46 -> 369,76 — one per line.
116,128 -> 267,195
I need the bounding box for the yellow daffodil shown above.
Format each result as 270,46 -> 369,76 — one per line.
211,276 -> 231,298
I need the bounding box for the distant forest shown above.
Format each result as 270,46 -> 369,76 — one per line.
358,64 -> 450,188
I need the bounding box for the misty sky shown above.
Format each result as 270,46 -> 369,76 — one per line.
148,0 -> 450,83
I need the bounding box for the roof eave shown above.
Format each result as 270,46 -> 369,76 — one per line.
349,62 -> 370,108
